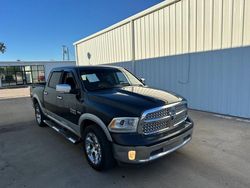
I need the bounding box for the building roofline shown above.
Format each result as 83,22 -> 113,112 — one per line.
73,0 -> 180,45
0,60 -> 75,64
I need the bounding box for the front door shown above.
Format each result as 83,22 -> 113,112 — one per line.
56,71 -> 81,132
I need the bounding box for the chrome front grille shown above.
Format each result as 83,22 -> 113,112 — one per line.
144,108 -> 169,121
140,102 -> 188,135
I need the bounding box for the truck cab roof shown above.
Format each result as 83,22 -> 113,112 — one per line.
51,65 -> 123,72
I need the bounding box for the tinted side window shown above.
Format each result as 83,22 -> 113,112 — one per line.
62,72 -> 77,90
48,72 -> 62,88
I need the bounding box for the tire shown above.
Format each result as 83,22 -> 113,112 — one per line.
83,125 -> 115,171
34,103 -> 46,127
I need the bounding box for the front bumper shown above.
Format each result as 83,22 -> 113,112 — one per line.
112,121 -> 193,163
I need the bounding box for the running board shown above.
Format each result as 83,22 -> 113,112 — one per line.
43,120 -> 81,144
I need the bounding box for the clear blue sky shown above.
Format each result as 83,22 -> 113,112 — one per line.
0,0 -> 163,61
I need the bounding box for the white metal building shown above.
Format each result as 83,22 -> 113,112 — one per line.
0,61 -> 75,87
74,0 -> 250,118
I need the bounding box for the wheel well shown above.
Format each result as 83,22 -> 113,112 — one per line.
33,98 -> 38,106
80,119 -> 97,137
79,115 -> 113,142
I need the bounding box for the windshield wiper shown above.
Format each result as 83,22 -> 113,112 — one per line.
114,83 -> 131,87
89,86 -> 114,91
90,83 -> 131,91
131,84 -> 144,86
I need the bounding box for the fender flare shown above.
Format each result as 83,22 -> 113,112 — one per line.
32,94 -> 45,113
78,113 -> 113,142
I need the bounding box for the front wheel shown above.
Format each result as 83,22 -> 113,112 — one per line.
34,103 -> 46,127
83,125 -> 115,171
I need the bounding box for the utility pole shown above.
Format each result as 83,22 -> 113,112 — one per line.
62,45 -> 70,61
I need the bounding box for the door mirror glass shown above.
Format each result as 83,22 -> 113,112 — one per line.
56,84 -> 71,93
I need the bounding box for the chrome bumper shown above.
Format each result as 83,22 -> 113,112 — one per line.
112,122 -> 193,164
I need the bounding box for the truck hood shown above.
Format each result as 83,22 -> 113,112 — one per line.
87,86 -> 184,117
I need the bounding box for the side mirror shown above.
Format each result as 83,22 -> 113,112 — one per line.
140,78 -> 146,84
56,84 -> 71,93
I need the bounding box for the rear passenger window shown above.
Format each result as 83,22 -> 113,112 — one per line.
48,72 -> 62,88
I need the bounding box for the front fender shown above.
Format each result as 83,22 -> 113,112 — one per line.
78,113 -> 113,142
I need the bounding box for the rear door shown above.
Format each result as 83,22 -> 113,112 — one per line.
44,71 -> 63,117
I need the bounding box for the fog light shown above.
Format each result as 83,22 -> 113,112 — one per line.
128,150 -> 136,160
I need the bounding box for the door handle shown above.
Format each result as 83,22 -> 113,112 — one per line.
57,96 -> 63,100
44,91 -> 48,95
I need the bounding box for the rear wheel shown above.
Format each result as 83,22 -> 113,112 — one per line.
34,103 -> 46,127
83,125 -> 115,171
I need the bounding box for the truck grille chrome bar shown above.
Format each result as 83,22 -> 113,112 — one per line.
139,101 -> 188,135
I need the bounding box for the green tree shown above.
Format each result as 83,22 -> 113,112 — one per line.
0,42 -> 6,54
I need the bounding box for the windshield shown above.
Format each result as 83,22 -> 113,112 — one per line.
80,68 -> 143,91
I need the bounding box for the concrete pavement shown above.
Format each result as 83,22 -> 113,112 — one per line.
0,97 -> 249,188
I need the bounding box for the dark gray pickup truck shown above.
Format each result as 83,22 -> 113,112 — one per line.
30,65 -> 193,171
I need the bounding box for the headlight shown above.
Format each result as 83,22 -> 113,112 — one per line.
108,117 -> 139,133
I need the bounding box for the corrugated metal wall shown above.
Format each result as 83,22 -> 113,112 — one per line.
75,0 -> 250,64
134,0 -> 250,59
75,0 -> 250,118
76,23 -> 132,65
108,46 -> 250,118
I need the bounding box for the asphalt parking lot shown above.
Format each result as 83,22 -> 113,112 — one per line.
0,94 -> 250,188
